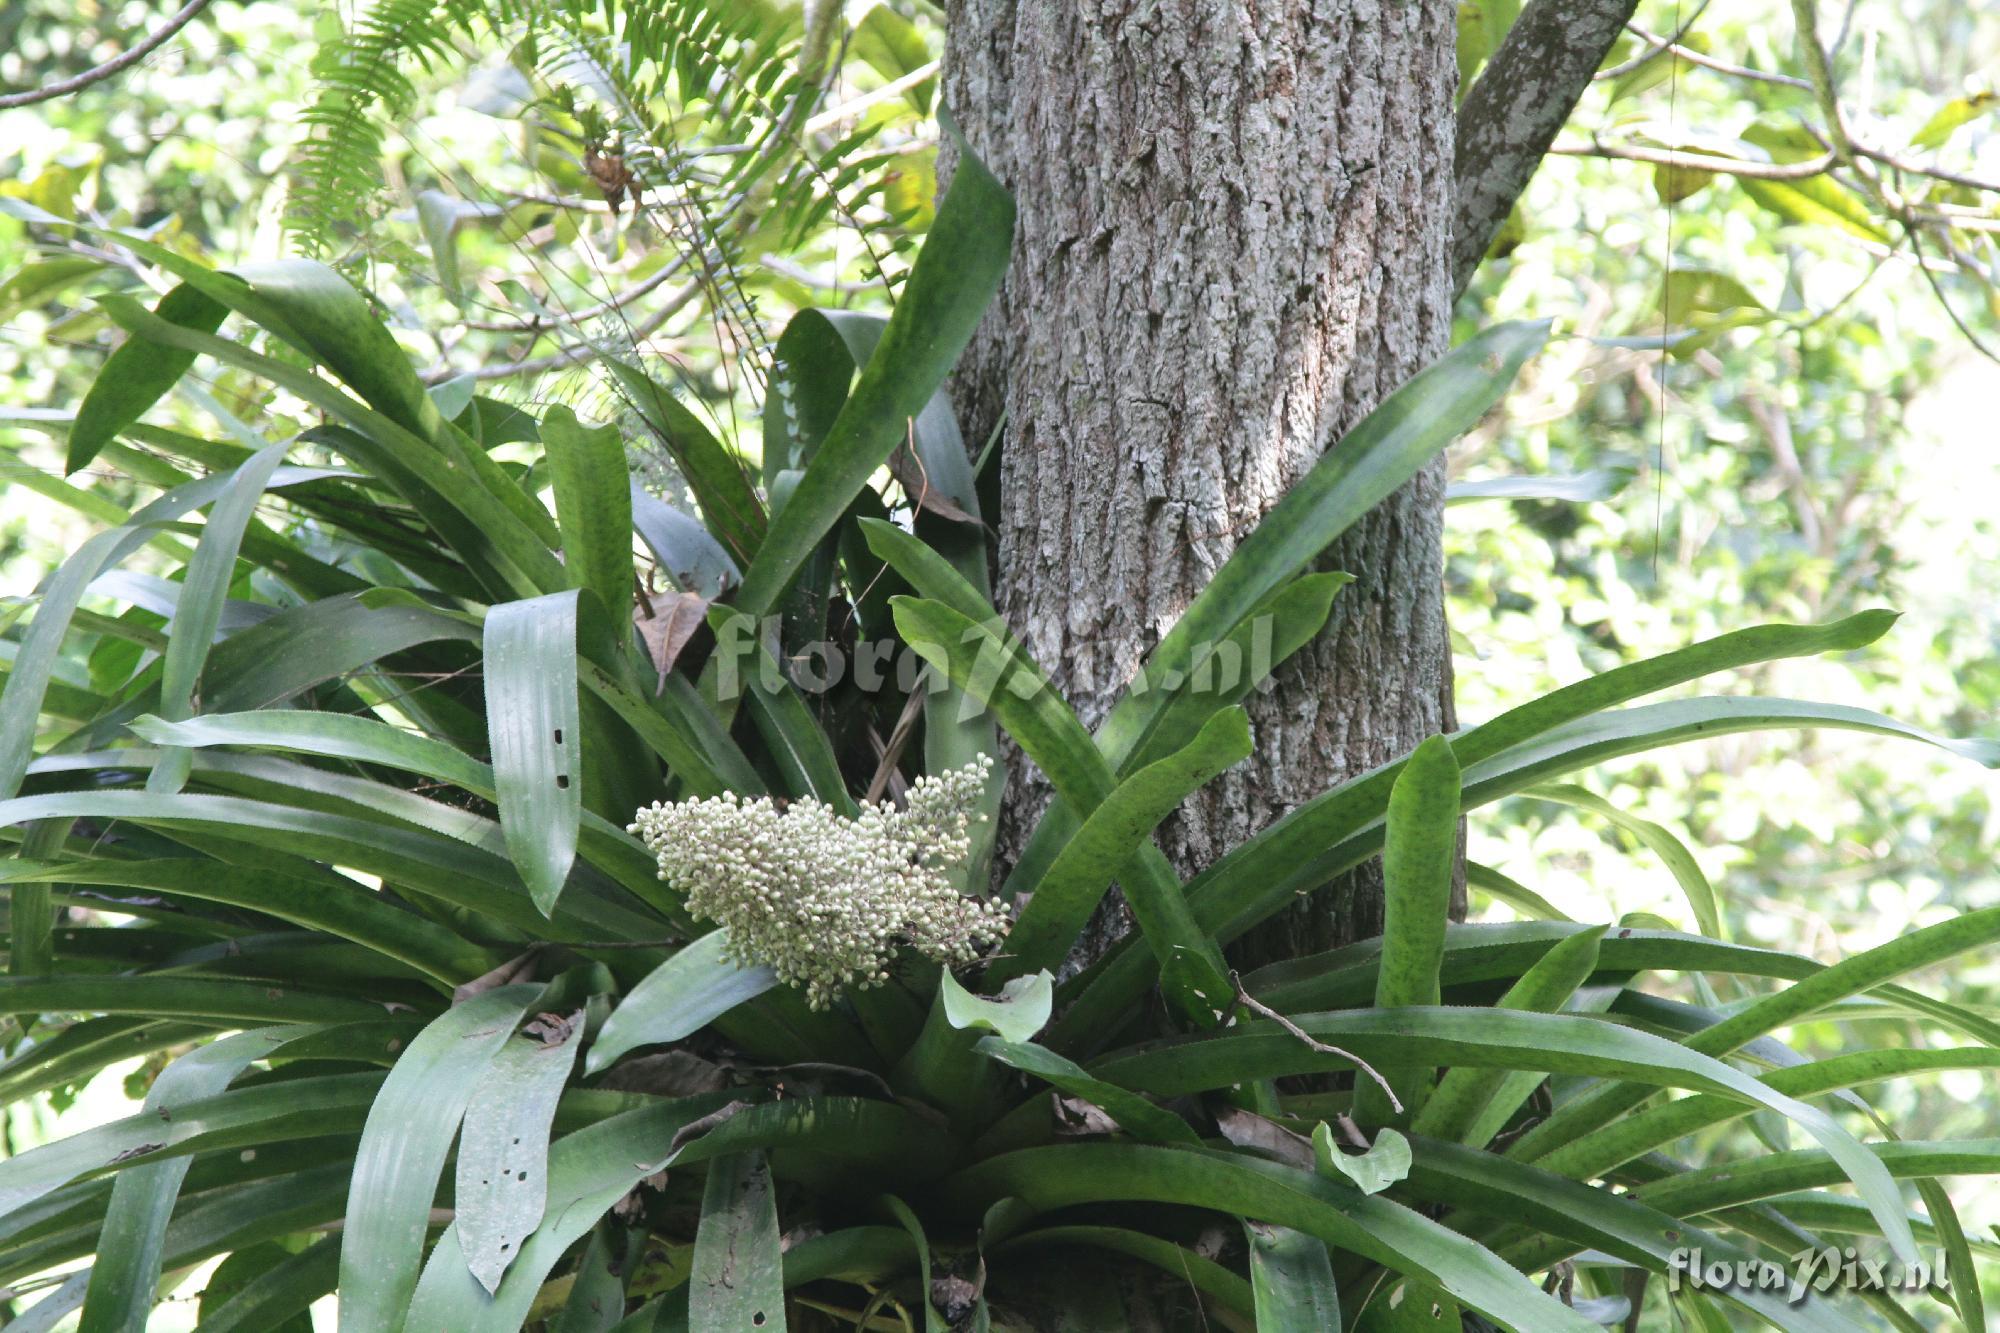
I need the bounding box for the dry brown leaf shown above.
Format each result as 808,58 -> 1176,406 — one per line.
635,588 -> 712,694
887,439 -> 977,525
1214,1106 -> 1315,1170
1051,1093 -> 1122,1138
452,947 -> 541,1005
665,1098 -> 755,1159
598,1050 -> 732,1097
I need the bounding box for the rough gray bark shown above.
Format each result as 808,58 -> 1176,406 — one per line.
944,0 -> 1462,964
1451,0 -> 1641,295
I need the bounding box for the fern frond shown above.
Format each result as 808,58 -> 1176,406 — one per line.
289,0 -> 496,260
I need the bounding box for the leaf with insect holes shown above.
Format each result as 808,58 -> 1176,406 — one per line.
456,1012 -> 585,1293
484,591 -> 582,915
1312,1122 -> 1411,1196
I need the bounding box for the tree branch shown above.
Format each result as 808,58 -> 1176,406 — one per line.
0,0 -> 213,109
1452,0 -> 1642,298
1548,138 -> 1837,180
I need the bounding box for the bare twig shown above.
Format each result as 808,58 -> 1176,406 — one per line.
460,250 -> 696,333
1229,971 -> 1403,1115
864,686 -> 927,805
1622,24 -> 1813,89
1548,137 -> 1837,179
427,273 -> 703,383
1853,144 -> 2000,197
0,0 -> 213,108
1593,0 -> 1714,82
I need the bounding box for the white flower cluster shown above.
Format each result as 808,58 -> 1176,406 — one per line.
629,757 -> 1011,1009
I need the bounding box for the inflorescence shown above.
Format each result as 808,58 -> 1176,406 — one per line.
629,757 -> 1011,1009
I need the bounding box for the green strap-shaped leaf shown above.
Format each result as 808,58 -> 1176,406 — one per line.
68,281 -> 229,474
1538,1045 -> 2000,1206
147,441 -> 291,795
94,295 -> 561,601
1246,1221 -> 1342,1332
1527,783 -> 1721,938
975,1038 -> 1199,1145
1091,1003 -> 1917,1262
1353,735 -> 1459,1129
947,1143 -> 1598,1332
1463,861 -> 1570,921
195,1240 -> 335,1333
631,480 -> 739,596
890,596 -> 1227,1012
1412,925 -> 1605,1147
405,1093 -> 734,1332
128,709 -> 493,796
78,1030 -> 294,1333
0,790 -> 655,942
550,1224 -> 634,1333
1091,320 -> 1549,770
1058,683 -> 1994,1051
728,133 -> 1012,620
0,857 -> 493,987
989,1226 -> 1253,1318
991,708 -> 1251,983
485,591 -> 584,915
607,358 -> 767,570
587,930 -> 779,1076
542,406 -> 636,626
691,1152 -> 787,1333
338,985 -> 544,1333
881,1194 -> 948,1333
457,1015 -> 586,1292
1397,1136 -> 1868,1333
1507,899 -> 2000,1182
0,1062 -> 378,1221
0,974 -> 381,1025
0,474 -> 234,798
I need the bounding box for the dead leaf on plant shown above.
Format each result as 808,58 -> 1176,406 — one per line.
1214,1106 -> 1314,1170
635,588 -> 711,694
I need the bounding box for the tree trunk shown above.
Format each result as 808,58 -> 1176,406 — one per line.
944,0 -> 1462,963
